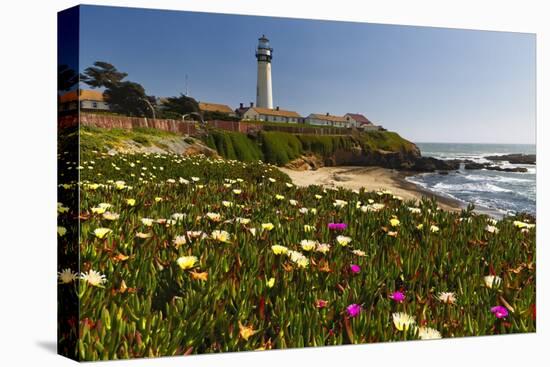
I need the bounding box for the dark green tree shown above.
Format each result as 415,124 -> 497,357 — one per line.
160,94 -> 200,117
80,61 -> 154,117
80,61 -> 127,89
58,64 -> 78,92
104,81 -> 152,117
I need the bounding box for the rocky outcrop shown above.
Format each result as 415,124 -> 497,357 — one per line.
286,145 -> 461,173
464,161 -> 527,173
485,154 -> 536,165
285,155 -> 324,171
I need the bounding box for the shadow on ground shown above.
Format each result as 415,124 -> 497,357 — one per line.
36,340 -> 57,354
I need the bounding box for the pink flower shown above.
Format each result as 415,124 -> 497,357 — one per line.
491,305 -> 509,319
315,299 -> 328,308
389,291 -> 406,303
346,303 -> 361,317
328,223 -> 347,231
350,264 -> 361,274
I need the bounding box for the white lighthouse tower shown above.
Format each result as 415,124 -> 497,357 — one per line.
256,35 -> 273,109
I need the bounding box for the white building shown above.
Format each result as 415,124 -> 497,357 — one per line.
305,113 -> 351,128
242,106 -> 301,123
58,89 -> 110,113
256,35 -> 273,109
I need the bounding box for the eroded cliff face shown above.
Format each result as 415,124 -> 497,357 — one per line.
285,143 -> 459,173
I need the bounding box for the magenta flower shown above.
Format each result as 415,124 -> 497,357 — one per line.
389,291 -> 406,303
328,223 -> 347,231
350,264 -> 361,274
491,305 -> 509,319
346,303 -> 361,317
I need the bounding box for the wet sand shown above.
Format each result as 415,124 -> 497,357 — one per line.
279,166 -> 463,212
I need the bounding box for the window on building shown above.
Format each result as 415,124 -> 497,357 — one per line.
92,102 -> 98,108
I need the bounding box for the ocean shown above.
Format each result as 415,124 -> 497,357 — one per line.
406,143 -> 536,217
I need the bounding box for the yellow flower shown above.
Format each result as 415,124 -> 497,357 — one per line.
300,239 -> 317,252
238,322 -> 258,341
266,277 -> 275,288
513,221 -> 535,230
141,218 -> 154,227
233,189 -> 242,195
236,217 -> 251,225
126,198 -> 136,206
102,212 -> 120,221
173,235 -> 187,247
275,194 -> 285,200
136,232 -> 152,239
93,227 -> 112,239
416,224 -> 424,230
333,199 -> 348,208
316,243 -> 331,254
304,225 -> 315,232
392,312 -> 416,331
57,226 -> 67,237
176,256 -> 198,270
154,197 -> 163,202
211,230 -> 231,243
206,212 -> 222,222
91,206 -> 106,214
271,245 -> 288,255
114,180 -> 126,190
390,218 -> 400,227
336,235 -> 352,246
262,223 -> 274,231
57,202 -> 69,214
295,257 -> 310,268
430,225 -> 440,233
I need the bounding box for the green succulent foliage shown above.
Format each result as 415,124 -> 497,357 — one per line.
57,146 -> 536,361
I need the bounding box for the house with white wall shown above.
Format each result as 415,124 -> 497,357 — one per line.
242,106 -> 301,123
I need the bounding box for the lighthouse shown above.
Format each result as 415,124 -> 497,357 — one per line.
256,35 -> 273,109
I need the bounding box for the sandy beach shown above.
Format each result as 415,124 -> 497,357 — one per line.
279,166 -> 463,212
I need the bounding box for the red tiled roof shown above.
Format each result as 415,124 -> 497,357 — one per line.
345,113 -> 372,125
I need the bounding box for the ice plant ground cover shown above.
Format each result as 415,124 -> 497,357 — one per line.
58,148 -> 535,361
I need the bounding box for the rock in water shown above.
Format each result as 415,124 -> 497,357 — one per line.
484,154 -> 536,165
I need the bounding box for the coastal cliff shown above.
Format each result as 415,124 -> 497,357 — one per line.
204,129 -> 460,172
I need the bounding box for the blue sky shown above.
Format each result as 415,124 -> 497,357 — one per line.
79,5 -> 536,144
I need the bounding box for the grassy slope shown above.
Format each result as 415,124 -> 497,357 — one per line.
205,129 -> 418,165
79,125 -> 418,166
79,125 -> 185,152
